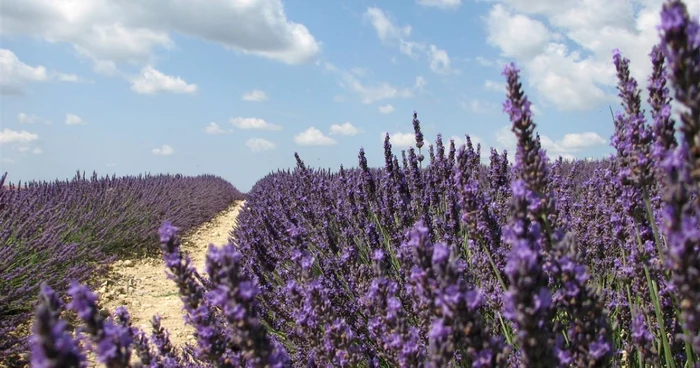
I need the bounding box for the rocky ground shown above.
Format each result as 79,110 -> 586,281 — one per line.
86,201 -> 244,365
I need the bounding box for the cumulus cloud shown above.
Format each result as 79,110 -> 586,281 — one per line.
0,128 -> 38,144
0,49 -> 78,94
379,104 -> 395,113
495,125 -> 607,159
484,80 -> 505,92
460,99 -> 498,114
364,7 -> 456,74
364,7 -> 412,43
559,132 -> 607,150
204,122 -> 228,135
242,89 -> 268,102
152,144 -> 174,156
0,0 -> 320,69
18,112 -> 49,124
340,72 -> 425,104
229,117 -> 282,130
416,0 -> 461,9
329,122 -> 361,136
130,66 -> 197,94
428,44 -> 457,75
475,56 -> 495,66
482,0 -> 700,112
295,127 -> 336,146
65,113 -> 85,125
245,138 -> 276,152
380,131 -> 432,148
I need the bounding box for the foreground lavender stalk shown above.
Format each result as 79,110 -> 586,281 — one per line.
658,0 -> 700,354
413,112 -> 425,165
206,242 -> 290,367
502,63 -> 557,254
158,222 -> 237,365
501,63 -> 557,367
66,282 -> 133,367
647,45 -> 677,164
551,235 -> 613,366
658,0 -> 700,193
30,284 -> 86,368
660,144 -> 700,353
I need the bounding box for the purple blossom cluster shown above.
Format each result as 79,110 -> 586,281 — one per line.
22,0 -> 700,366
2,172 -> 244,366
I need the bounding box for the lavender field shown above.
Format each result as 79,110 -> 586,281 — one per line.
0,172 -> 245,365
6,0 -> 700,366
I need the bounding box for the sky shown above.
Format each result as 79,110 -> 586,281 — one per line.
1,0 -> 698,192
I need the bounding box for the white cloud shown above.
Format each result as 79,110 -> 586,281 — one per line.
18,112 -> 49,124
1,158 -> 15,164
363,7 -> 455,75
379,104 -> 395,113
204,122 -> 228,135
475,56 -> 494,66
0,0 -> 319,69
245,138 -> 276,152
242,89 -> 268,102
229,117 -> 282,130
351,67 -> 369,76
32,147 -> 43,154
0,128 -> 38,144
485,5 -> 552,60
329,122 -> 361,136
559,132 -> 607,150
0,49 -> 47,92
56,73 -> 79,82
340,72 -> 425,104
380,131 -> 432,148
494,124 -> 607,160
484,80 -> 505,92
364,7 -> 412,43
416,0 -> 461,9
152,144 -> 174,156
0,49 -> 78,94
482,0 -> 698,112
428,44 -> 457,75
295,127 -> 336,146
65,113 -> 85,125
130,66 -> 197,94
460,99 -> 498,114
495,125 -> 517,149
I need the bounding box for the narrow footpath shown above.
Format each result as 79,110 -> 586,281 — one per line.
92,201 -> 244,351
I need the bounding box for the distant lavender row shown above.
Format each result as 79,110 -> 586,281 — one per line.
27,0 -> 698,366
0,171 -> 245,365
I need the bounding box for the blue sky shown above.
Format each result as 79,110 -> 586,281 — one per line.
1,0 -> 698,192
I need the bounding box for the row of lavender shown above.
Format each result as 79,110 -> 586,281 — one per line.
28,0 -> 698,366
1,171 -> 245,366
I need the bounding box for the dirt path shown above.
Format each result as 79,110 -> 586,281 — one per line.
93,201 -> 244,351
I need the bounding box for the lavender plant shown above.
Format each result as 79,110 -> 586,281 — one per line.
21,0 -> 700,366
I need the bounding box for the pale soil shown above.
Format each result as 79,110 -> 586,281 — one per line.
88,201 -> 245,364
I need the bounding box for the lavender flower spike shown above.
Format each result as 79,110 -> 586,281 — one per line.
660,143 -> 700,353
30,283 -> 86,368
658,0 -> 700,190
67,282 -> 133,367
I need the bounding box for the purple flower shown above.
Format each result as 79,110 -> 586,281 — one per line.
66,282 -> 133,367
30,284 -> 86,368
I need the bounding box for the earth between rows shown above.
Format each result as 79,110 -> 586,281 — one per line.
90,201 -> 244,362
